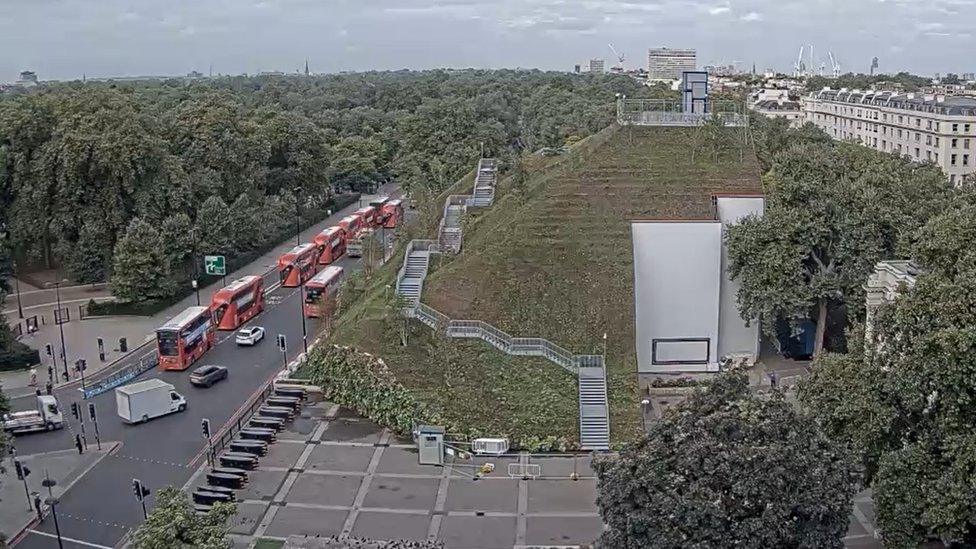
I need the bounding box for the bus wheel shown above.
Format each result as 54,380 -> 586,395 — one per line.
142,414 -> 149,423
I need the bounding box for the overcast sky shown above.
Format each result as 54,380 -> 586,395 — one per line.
2,0 -> 974,81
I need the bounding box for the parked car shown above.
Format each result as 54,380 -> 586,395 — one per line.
235,326 -> 265,346
189,365 -> 229,388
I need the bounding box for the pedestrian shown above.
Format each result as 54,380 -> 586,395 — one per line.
29,368 -> 37,386
45,381 -> 53,395
768,371 -> 778,389
75,434 -> 84,454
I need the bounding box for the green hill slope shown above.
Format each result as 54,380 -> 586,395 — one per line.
334,123 -> 762,447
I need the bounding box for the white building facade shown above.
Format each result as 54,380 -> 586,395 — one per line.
803,89 -> 976,184
631,196 -> 764,374
647,48 -> 696,80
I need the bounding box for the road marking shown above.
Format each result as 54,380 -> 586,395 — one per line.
27,529 -> 114,548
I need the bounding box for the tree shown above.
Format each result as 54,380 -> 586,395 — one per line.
160,213 -> 194,278
594,373 -> 859,549
800,195 -> 976,546
61,221 -> 111,283
194,196 -> 233,257
726,142 -> 950,354
130,487 -> 235,549
110,219 -> 174,302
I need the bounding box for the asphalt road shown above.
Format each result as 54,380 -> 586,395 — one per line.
7,252 -> 377,548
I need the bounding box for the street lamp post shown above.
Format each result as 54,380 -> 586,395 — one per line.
46,280 -> 70,382
294,187 -> 308,355
191,228 -> 201,306
14,260 -> 24,319
41,473 -> 63,549
640,398 -> 650,433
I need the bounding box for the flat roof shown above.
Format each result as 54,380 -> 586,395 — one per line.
158,306 -> 209,331
221,275 -> 260,293
117,378 -> 172,395
308,265 -> 343,285
810,88 -> 976,116
283,243 -> 317,256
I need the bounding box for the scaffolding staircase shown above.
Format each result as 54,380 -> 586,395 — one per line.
395,158 -> 610,451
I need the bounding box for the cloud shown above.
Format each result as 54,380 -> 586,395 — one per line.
740,11 -> 763,21
707,4 -> 731,15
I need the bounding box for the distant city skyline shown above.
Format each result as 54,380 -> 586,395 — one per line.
1,0 -> 974,82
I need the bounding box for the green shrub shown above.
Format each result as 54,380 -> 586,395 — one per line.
0,340 -> 40,371
304,344 -> 440,435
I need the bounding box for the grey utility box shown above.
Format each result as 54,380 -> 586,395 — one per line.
415,425 -> 446,466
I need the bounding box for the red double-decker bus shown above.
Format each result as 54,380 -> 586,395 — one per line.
380,199 -> 404,228
156,306 -> 215,371
210,275 -> 265,330
277,243 -> 320,287
354,206 -> 379,228
314,226 -> 346,265
338,213 -> 365,238
303,266 -> 344,318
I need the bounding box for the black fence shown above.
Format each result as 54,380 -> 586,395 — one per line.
208,380 -> 277,461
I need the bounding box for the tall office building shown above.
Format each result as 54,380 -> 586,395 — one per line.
588,58 -> 605,74
647,48 -> 696,80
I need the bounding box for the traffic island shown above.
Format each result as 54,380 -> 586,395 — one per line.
0,442 -> 118,544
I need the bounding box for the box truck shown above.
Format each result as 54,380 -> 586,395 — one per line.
3,395 -> 64,434
116,379 -> 187,424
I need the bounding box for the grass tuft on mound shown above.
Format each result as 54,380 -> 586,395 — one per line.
334,123 -> 762,447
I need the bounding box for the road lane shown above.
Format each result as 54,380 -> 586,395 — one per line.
9,250 -> 388,547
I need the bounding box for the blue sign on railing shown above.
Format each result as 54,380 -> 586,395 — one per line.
82,353 -> 159,400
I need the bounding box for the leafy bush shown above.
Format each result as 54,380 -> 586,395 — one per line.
0,339 -> 40,371
304,344 -> 440,435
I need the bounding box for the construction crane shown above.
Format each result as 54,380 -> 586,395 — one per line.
794,45 -> 805,77
608,43 -> 625,71
828,51 -> 841,77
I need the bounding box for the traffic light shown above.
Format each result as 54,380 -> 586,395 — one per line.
132,478 -> 150,501
201,418 -> 211,439
76,358 -> 87,372
277,334 -> 287,353
45,344 -> 53,357
88,402 -> 97,423
70,402 -> 79,420
14,460 -> 30,480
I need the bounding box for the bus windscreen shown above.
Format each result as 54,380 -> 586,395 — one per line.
157,330 -> 180,356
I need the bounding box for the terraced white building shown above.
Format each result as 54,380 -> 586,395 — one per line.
802,88 -> 976,185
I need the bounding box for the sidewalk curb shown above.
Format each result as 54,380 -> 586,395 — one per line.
8,441 -> 121,546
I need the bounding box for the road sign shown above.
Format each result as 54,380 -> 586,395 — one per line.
204,255 -> 226,276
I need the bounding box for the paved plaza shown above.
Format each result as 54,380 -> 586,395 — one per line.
212,399 -> 880,549
217,402 -> 603,549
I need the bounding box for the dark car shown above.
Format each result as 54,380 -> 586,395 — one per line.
189,365 -> 228,388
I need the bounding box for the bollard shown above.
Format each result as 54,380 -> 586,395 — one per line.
119,337 -> 127,353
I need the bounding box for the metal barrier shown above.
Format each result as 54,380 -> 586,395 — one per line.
208,381 -> 276,460
81,344 -> 157,399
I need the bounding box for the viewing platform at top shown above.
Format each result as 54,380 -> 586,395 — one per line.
617,98 -> 749,127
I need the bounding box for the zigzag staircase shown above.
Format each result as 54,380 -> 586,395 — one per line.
395,158 -> 610,451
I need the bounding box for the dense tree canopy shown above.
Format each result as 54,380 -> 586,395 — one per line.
0,70 -> 654,297
727,133 -> 951,354
594,372 -> 859,549
800,189 -> 976,547
131,487 -> 235,549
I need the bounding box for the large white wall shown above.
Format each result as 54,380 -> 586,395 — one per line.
631,222 -> 722,373
716,197 -> 765,362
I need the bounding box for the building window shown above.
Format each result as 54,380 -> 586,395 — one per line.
952,138 -> 958,148
935,122 -> 940,131
873,138 -> 878,147
916,119 -> 921,127
951,174 -> 956,185
882,140 -> 887,149
927,120 -> 932,130
966,124 -> 972,133
952,153 -> 958,165
899,116 -> 904,124
935,137 -> 940,146
927,135 -> 932,145
966,139 -> 972,149
953,123 -> 959,132
898,129 -> 903,138
965,154 -> 971,166
935,152 -> 939,162
927,150 -> 932,160
915,132 -> 920,142
915,147 -> 920,158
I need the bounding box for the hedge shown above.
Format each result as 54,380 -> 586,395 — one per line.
0,340 -> 41,371
89,193 -> 361,317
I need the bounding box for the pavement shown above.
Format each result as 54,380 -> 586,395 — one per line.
5,187 -> 401,549
215,401 -> 602,549
0,443 -> 118,545
0,186 -> 398,400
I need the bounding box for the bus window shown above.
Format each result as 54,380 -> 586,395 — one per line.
157,330 -> 179,356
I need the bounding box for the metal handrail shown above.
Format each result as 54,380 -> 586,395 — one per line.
396,158 -> 596,377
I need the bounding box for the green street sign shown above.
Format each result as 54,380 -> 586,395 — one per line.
204,255 -> 226,276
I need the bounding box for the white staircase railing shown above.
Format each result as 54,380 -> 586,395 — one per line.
394,158 -> 610,450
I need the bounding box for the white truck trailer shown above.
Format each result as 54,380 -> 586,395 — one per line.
115,379 -> 186,424
2,395 -> 64,434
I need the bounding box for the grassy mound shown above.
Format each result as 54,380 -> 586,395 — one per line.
335,124 -> 762,446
